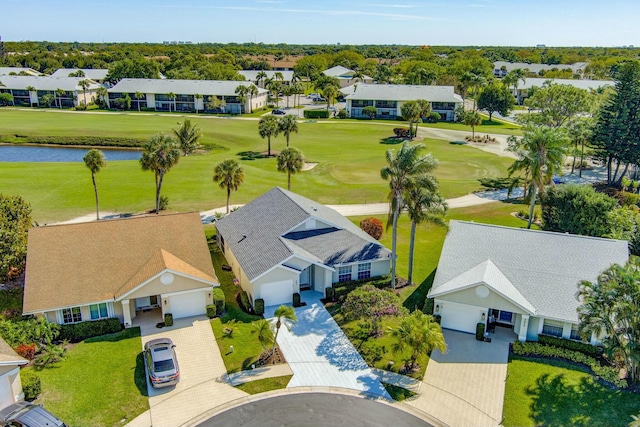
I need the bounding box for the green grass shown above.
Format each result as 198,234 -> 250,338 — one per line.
24,328 -> 148,427
382,382 -> 417,402
503,356 -> 640,427
234,375 -> 293,394
0,109 -> 514,222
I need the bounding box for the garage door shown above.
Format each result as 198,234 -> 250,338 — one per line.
260,280 -> 294,307
168,291 -> 207,319
440,301 -> 483,334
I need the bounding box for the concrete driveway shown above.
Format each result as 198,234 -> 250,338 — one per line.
264,292 -> 390,399
407,327 -> 515,427
137,312 -> 246,427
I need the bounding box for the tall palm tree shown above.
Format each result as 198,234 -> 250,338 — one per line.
507,126 -> 569,228
389,311 -> 447,371
172,119 -> 201,156
277,147 -> 305,191
25,85 -> 35,107
194,93 -> 203,113
404,176 -> 447,286
83,149 -> 107,220
55,88 -> 66,109
271,305 -> 297,356
400,101 -> 421,139
166,92 -> 176,112
253,319 -> 274,352
139,134 -> 181,214
212,159 -> 245,214
78,79 -> 90,107
381,142 -> 436,288
258,115 -> 279,157
134,91 -> 144,112
278,115 -> 298,147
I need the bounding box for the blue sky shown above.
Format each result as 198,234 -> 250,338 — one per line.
3,0 -> 639,46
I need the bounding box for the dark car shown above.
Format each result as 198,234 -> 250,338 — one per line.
0,402 -> 66,427
272,109 -> 286,115
144,337 -> 180,388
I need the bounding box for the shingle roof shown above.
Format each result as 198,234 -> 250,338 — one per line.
346,84 -> 463,103
429,221 -> 629,322
239,70 -> 294,81
518,78 -> 614,91
24,213 -> 218,314
0,337 -> 27,366
50,68 -> 109,80
108,78 -> 268,95
0,76 -> 101,91
215,188 -> 390,280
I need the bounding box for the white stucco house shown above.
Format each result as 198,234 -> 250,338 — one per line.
0,338 -> 27,408
215,187 -> 392,307
428,221 -> 629,343
23,213 -> 219,327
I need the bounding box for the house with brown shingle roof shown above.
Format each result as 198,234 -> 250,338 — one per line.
0,337 -> 27,407
23,213 -> 218,328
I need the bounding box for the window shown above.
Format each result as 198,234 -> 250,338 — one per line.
62,307 -> 82,324
90,303 -> 108,320
357,263 -> 371,280
338,266 -> 352,282
542,319 -> 564,337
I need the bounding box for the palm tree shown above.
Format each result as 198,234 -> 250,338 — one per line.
134,91 -> 144,112
256,71 -> 267,88
381,142 -> 436,288
139,134 -> 181,214
173,119 -> 201,156
258,115 -> 279,157
78,79 -> 90,107
25,86 -> 35,107
235,85 -> 249,113
389,311 -> 447,371
278,115 -> 298,147
253,319 -> 274,352
404,175 -> 447,286
83,149 -> 107,220
400,101 -> 421,139
166,92 -> 176,112
212,159 -> 245,214
55,88 -> 66,109
271,305 -> 297,356
507,126 -> 569,228
194,93 -> 203,114
277,147 -> 305,191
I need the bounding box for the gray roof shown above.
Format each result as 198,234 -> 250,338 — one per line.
108,78 -> 267,96
429,221 -> 629,323
346,84 -> 463,103
518,78 -> 614,91
0,75 -> 101,91
0,67 -> 41,76
494,61 -> 587,73
215,187 -> 391,281
239,70 -> 294,81
50,68 -> 109,80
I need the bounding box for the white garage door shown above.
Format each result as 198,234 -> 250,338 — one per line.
0,376 -> 14,409
260,280 -> 294,307
441,301 -> 482,334
168,291 -> 207,319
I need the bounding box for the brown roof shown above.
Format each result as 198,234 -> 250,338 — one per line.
24,213 -> 218,314
0,337 -> 27,366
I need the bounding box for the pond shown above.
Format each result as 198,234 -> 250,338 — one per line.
0,145 -> 142,162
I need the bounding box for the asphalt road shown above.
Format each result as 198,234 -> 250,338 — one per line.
196,393 -> 439,427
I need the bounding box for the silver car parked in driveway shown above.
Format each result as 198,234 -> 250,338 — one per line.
144,337 -> 180,388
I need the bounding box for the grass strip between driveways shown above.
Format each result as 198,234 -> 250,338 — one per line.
23,327 -> 148,427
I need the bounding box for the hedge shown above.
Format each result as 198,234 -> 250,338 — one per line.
512,341 -> 626,388
537,334 -> 602,358
59,318 -> 123,342
303,110 -> 330,119
0,135 -> 147,148
332,275 -> 390,299
212,287 -> 225,314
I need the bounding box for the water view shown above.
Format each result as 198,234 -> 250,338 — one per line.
0,145 -> 142,162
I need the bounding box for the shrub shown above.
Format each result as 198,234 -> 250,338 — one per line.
58,318 -> 123,342
325,287 -> 336,302
360,217 -> 383,240
476,322 -> 485,341
303,110 -> 330,119
337,109 -> 348,119
393,128 -> 411,138
164,313 -> 173,327
293,292 -> 301,307
254,299 -> 265,316
15,343 -> 37,360
206,304 -> 217,319
212,287 -> 225,314
22,372 -> 41,401
422,298 -> 434,315
239,291 -> 252,313
537,334 -> 601,358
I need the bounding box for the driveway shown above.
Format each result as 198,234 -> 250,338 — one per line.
264,292 -> 390,399
406,328 -> 515,427
137,312 -> 246,427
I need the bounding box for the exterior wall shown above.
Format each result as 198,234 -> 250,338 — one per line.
124,274 -> 213,300
437,287 -> 524,315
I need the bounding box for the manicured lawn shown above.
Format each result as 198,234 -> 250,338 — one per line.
24,328 -> 148,427
234,375 -> 293,394
503,356 -> 640,427
0,109 -> 513,222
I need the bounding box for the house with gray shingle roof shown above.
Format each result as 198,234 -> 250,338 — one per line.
428,221 -> 629,342
215,188 -> 391,307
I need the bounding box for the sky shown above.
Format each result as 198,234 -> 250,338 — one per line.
3,0 -> 639,47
